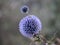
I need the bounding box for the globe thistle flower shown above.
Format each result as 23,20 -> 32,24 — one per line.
20,5 -> 29,14
19,15 -> 42,38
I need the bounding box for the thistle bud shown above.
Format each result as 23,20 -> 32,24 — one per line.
20,5 -> 29,14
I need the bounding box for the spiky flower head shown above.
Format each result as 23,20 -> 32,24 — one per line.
19,15 -> 42,38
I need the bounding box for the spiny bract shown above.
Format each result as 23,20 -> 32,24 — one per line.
19,15 -> 42,38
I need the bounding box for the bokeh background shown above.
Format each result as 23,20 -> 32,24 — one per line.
0,0 -> 60,45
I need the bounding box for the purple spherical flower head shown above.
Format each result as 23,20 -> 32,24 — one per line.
19,15 -> 42,38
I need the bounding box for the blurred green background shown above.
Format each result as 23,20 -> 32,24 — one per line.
0,0 -> 60,45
